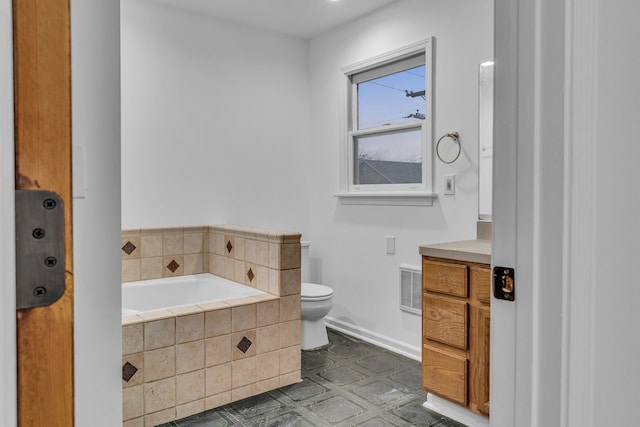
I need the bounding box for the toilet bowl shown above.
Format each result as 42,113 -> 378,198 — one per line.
301,282 -> 333,350
300,242 -> 334,350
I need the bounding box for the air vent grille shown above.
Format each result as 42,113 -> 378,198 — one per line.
399,264 -> 422,315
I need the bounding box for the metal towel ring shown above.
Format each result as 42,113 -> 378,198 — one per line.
436,132 -> 461,164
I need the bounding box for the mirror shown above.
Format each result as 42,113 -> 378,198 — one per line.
478,61 -> 494,220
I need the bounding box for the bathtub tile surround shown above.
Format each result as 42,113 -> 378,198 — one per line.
121,225 -> 302,426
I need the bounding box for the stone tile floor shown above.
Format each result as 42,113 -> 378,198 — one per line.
159,329 -> 467,426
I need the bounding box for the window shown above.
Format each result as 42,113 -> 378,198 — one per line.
337,39 -> 435,206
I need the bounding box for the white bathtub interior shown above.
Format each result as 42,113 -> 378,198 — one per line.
122,273 -> 266,314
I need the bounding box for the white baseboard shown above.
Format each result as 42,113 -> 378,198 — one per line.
423,393 -> 489,427
324,316 -> 421,361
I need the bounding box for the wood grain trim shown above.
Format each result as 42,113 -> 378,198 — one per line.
423,294 -> 468,350
422,346 -> 468,405
14,0 -> 74,425
423,259 -> 468,297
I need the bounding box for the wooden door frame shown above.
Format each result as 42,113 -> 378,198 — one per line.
13,0 -> 74,425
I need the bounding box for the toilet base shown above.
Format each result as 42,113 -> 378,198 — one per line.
301,318 -> 329,350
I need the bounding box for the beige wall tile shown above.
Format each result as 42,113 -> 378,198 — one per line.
223,236 -> 235,258
144,377 -> 176,414
122,314 -> 143,326
176,370 -> 205,405
256,266 -> 269,292
256,325 -> 279,354
244,263 -> 257,287
280,370 -> 302,387
163,233 -> 184,256
176,399 -> 204,420
280,243 -> 301,270
205,391 -> 231,411
203,251 -> 209,273
279,320 -> 301,349
183,254 -> 203,275
144,407 -> 175,427
123,417 -> 144,427
144,346 -> 175,382
176,313 -> 204,344
123,384 -> 144,421
231,304 -> 256,332
268,243 -> 280,269
140,234 -> 163,258
223,257 -> 235,280
162,255 -> 184,278
231,357 -> 256,388
279,345 -> 301,375
280,269 -> 301,296
140,257 -> 163,280
256,240 -> 269,267
123,323 -> 143,355
169,305 -> 203,317
257,299 -> 279,327
245,239 -> 257,264
205,363 -> 231,396
234,237 -> 245,261
231,383 -> 257,402
256,377 -> 280,395
205,308 -> 231,338
234,260 -> 245,283
268,269 -> 280,296
123,353 -> 144,388
139,310 -> 174,322
205,335 -> 231,367
231,330 -> 256,360
256,351 -> 279,381
183,232 -> 204,254
211,254 -> 224,276
279,294 -> 301,322
144,318 -> 175,350
176,341 -> 205,374
122,235 -> 141,260
122,259 -> 141,283
213,233 -> 225,256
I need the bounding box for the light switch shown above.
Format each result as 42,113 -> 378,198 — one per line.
444,174 -> 455,195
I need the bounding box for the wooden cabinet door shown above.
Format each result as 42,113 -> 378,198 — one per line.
476,306 -> 491,415
423,294 -> 468,350
423,346 -> 468,406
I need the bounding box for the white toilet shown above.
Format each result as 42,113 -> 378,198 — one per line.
300,242 -> 334,350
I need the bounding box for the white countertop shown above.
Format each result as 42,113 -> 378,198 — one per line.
419,239 -> 491,264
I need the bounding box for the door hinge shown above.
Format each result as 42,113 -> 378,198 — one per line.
15,190 -> 66,309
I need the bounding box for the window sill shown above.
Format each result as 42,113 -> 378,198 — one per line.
334,191 -> 437,206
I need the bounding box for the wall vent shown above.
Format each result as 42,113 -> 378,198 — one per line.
399,264 -> 422,315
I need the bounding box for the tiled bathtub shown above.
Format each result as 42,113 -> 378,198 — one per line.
121,225 -> 301,427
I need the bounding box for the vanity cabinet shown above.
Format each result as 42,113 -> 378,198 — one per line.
421,256 -> 491,417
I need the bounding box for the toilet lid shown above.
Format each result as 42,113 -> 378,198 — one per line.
301,282 -> 333,299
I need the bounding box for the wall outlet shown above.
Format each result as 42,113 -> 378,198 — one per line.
386,236 -> 396,255
444,174 -> 455,195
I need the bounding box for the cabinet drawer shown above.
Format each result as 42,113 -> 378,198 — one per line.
423,295 -> 468,349
423,346 -> 468,405
423,259 -> 468,297
472,266 -> 492,305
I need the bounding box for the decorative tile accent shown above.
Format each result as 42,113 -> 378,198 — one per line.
226,240 -> 233,254
167,259 -> 180,273
237,336 -> 252,354
122,241 -> 137,255
123,361 -> 139,382
247,268 -> 255,283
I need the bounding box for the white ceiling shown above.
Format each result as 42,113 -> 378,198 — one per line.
151,0 -> 401,40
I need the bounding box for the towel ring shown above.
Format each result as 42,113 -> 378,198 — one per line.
436,132 -> 461,164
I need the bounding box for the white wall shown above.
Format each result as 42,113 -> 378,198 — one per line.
308,0 -> 493,354
121,0 -> 311,234
72,0 -> 122,425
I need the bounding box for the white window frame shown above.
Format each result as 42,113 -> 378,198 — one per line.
335,38 -> 436,206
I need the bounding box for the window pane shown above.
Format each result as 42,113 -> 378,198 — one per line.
357,65 -> 425,130
355,129 -> 422,185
